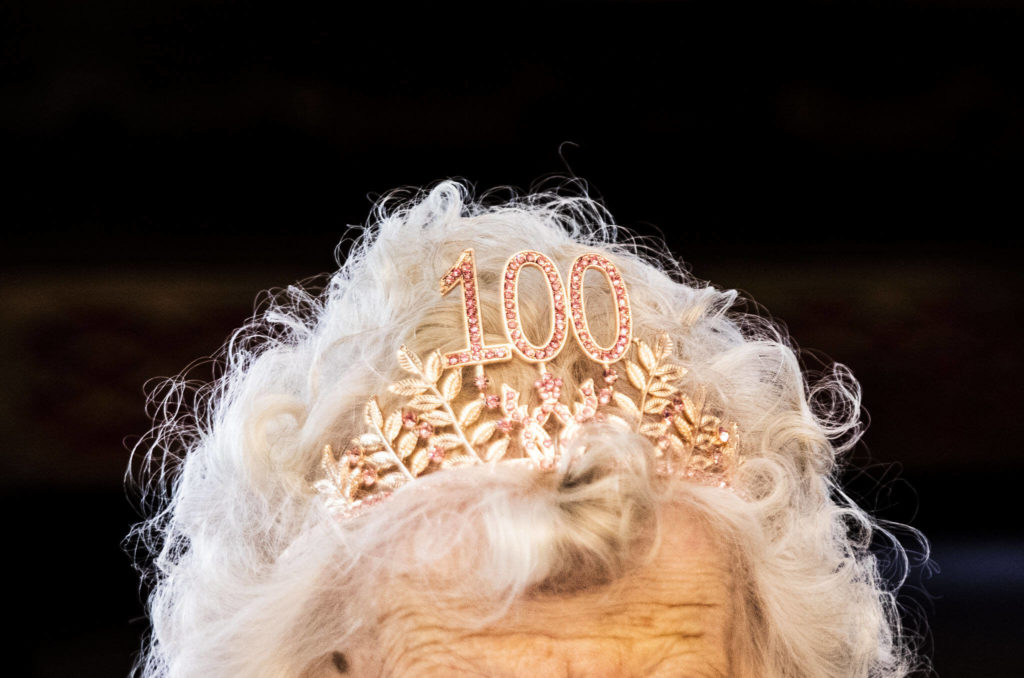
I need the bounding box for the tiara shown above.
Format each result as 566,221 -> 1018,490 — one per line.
315,249 -> 739,516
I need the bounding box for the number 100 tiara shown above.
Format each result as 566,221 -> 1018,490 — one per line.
315,248 -> 740,517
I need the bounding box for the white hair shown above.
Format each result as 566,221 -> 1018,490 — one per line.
129,180 -> 922,677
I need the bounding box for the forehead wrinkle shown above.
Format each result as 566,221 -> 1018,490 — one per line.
366,507 -> 742,676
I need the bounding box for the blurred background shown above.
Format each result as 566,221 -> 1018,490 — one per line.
2,0 -> 1022,675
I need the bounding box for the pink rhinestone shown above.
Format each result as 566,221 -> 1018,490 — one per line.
516,254 -> 525,263
526,253 -> 536,262
719,429 -> 730,443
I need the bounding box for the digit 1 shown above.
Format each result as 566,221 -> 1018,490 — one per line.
500,250 -> 570,362
568,253 -> 633,364
440,249 -> 513,367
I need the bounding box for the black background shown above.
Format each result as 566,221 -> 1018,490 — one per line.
3,1 -> 1023,676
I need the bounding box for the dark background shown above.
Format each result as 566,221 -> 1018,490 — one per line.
3,1 -> 1022,676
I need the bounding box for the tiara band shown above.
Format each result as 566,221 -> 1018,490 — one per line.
315,249 -> 739,516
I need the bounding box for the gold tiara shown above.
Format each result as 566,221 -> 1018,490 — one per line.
315,249 -> 739,516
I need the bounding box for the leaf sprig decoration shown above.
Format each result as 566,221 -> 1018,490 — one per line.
316,334 -> 740,515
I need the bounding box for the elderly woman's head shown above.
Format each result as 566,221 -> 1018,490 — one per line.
132,182 -> 917,677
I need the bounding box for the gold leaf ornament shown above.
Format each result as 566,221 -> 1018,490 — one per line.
419,409 -> 454,427
389,378 -> 430,396
366,451 -> 397,469
638,342 -> 657,372
365,398 -> 384,429
356,433 -> 382,448
424,351 -> 443,383
440,369 -> 462,401
408,394 -> 444,411
655,363 -> 687,381
612,391 -> 641,421
470,420 -> 498,445
625,360 -> 646,391
458,399 -> 485,427
643,397 -> 671,415
382,411 -> 403,443
485,437 -> 510,462
429,433 -> 462,450
655,333 -> 674,359
397,431 -> 418,459
397,345 -> 423,374
648,380 -> 675,398
409,448 -> 431,476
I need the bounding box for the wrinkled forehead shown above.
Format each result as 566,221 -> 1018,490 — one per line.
360,507 -> 744,678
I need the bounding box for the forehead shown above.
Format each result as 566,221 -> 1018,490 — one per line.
370,508 -> 741,678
